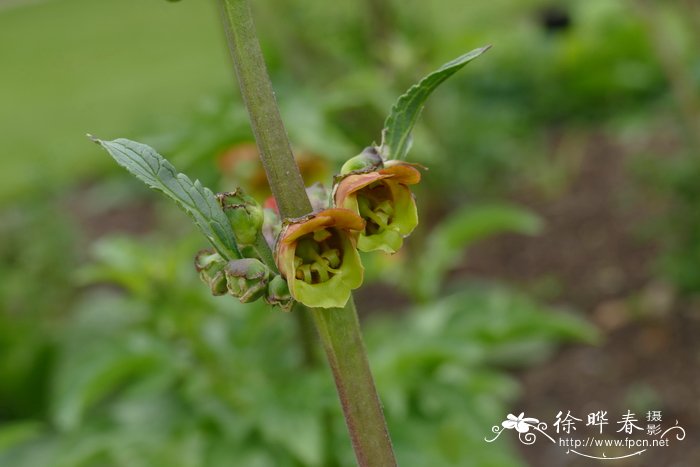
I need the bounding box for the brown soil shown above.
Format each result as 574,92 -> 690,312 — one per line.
460,130 -> 700,466
64,181 -> 157,241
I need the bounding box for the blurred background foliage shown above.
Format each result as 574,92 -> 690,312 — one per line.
1,0 -> 699,465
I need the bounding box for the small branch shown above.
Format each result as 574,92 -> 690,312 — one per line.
217,1 -> 397,465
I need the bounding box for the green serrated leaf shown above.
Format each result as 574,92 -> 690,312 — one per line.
380,46 -> 491,161
91,137 -> 240,260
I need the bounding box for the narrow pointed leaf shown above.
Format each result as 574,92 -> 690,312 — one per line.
92,137 -> 240,260
380,46 -> 491,160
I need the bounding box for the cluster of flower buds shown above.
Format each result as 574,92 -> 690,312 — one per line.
195,249 -> 293,310
194,188 -> 293,311
198,146 -> 420,310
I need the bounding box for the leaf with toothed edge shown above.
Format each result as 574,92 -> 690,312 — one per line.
380,46 -> 491,161
90,137 -> 241,260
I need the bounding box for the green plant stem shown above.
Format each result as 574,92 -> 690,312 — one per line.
311,299 -> 396,467
293,303 -> 319,367
217,1 -> 397,465
253,233 -> 277,270
217,0 -> 310,218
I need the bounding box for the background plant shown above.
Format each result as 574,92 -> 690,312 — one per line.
1,0 -> 699,465
0,230 -> 595,467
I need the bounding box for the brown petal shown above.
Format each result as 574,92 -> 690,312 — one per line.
279,208 -> 365,245
334,172 -> 392,207
379,163 -> 422,185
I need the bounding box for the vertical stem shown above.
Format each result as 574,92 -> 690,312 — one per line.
293,303 -> 319,366
217,1 -> 397,465
217,0 -> 311,218
311,298 -> 396,467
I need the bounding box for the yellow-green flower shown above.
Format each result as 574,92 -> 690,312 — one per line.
275,208 -> 365,308
334,162 -> 420,253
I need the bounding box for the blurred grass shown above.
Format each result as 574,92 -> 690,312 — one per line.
0,0 -> 230,203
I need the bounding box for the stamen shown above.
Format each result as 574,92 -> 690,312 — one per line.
310,250 -> 340,274
313,228 -> 332,242
293,230 -> 344,284
375,200 -> 394,216
358,196 -> 389,229
295,237 -> 321,261
310,262 -> 329,282
321,249 -> 341,269
374,211 -> 390,225
295,264 -> 313,283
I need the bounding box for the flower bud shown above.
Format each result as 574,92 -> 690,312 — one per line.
217,189 -> 264,247
194,249 -> 228,296
224,258 -> 270,303
265,274 -> 294,311
340,147 -> 384,175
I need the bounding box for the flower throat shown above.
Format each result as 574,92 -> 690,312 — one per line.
294,228 -> 342,284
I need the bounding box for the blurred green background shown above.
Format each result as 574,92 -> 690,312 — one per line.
1,0 -> 699,465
